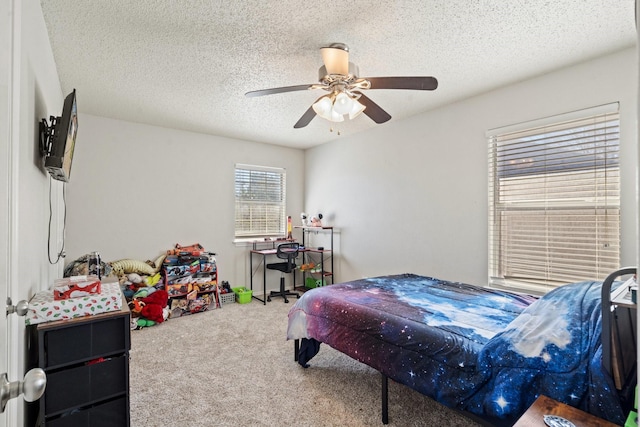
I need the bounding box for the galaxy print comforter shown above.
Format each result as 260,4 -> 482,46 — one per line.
286,273 -> 625,424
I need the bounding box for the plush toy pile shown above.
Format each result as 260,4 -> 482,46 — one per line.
64,244 -> 220,330
65,252 -> 169,330
123,272 -> 170,329
105,254 -> 169,329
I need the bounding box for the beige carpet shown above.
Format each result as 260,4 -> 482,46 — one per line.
129,297 -> 483,427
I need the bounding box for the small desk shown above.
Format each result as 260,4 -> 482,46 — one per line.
250,247 -> 303,305
512,395 -> 618,427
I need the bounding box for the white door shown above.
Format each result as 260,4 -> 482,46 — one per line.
0,3 -> 47,422
1,0 -> 16,424
636,0 -> 640,396
0,0 -> 11,424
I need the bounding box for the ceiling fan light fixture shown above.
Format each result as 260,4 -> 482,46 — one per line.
313,90 -> 365,123
312,93 -> 350,122
332,92 -> 354,115
330,110 -> 344,122
312,95 -> 336,121
320,43 -> 349,75
348,99 -> 366,120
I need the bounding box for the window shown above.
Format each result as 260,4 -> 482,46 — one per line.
488,104 -> 620,293
235,164 -> 286,239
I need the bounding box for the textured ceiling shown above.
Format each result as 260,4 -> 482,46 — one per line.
40,0 -> 636,149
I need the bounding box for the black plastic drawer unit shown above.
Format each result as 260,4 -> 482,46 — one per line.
25,304 -> 131,427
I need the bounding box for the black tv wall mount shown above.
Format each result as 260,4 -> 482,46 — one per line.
39,116 -> 58,157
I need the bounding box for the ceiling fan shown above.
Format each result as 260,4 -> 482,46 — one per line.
245,43 -> 438,129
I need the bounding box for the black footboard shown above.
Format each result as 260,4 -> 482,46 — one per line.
601,266 -> 637,410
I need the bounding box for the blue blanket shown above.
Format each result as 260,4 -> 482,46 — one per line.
469,279 -> 623,423
287,274 -> 625,424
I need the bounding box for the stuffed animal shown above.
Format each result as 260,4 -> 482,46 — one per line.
300,262 -> 316,272
128,289 -> 168,325
146,254 -> 166,272
122,284 -> 135,300
134,318 -> 156,329
128,299 -> 145,316
311,213 -> 323,227
144,272 -> 162,286
133,286 -> 157,299
111,259 -> 155,276
127,273 -> 143,284
139,289 -> 169,323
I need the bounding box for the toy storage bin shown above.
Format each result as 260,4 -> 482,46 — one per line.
219,292 -> 236,305
232,287 -> 253,304
305,277 -> 326,289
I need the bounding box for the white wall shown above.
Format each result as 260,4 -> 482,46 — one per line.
305,47 -> 638,286
19,2 -> 67,292
64,115 -> 305,294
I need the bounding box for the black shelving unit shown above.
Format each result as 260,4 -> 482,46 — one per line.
295,226 -> 335,290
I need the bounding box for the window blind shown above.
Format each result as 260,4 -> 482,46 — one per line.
488,104 -> 620,293
235,164 -> 286,238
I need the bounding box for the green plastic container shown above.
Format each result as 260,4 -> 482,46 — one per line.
305,277 -> 326,289
232,287 -> 253,304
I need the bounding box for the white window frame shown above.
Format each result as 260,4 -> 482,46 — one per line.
234,164 -> 286,239
488,103 -> 620,294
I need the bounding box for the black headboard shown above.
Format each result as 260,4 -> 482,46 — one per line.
601,266 -> 637,401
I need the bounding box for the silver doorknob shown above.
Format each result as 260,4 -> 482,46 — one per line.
0,368 -> 47,412
22,368 -> 46,402
6,297 -> 29,316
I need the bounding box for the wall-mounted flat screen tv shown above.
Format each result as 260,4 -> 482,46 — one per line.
44,89 -> 77,182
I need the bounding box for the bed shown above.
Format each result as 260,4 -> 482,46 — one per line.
286,269 -> 636,425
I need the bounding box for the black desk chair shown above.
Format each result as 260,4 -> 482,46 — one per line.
266,242 -> 300,303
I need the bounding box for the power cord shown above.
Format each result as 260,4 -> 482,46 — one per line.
47,176 -> 66,264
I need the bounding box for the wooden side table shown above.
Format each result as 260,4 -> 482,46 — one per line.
513,395 -> 619,427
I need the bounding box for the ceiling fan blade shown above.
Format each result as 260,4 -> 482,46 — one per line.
320,43 -> 349,75
245,84 -> 315,98
353,92 -> 391,124
364,76 -> 438,91
293,106 -> 317,128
